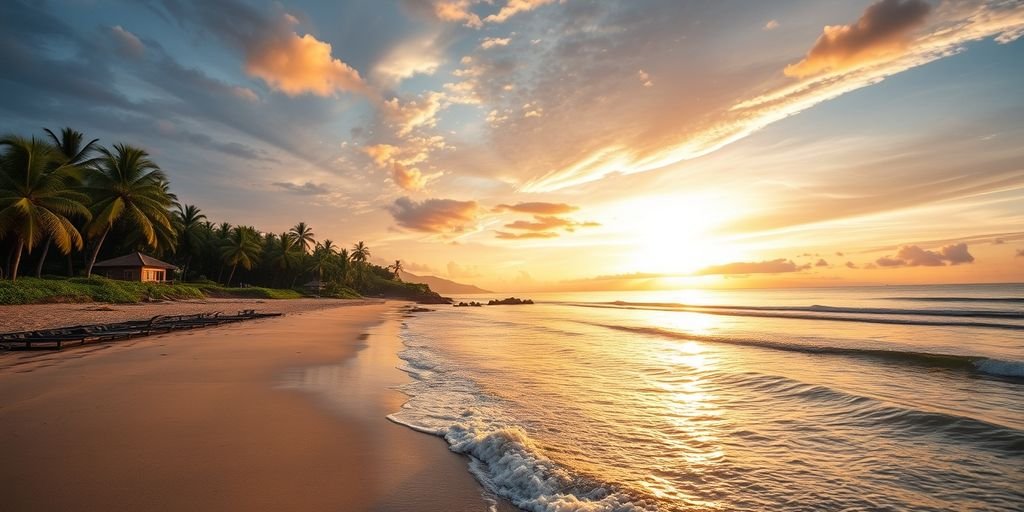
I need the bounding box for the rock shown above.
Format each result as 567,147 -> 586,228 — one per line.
487,297 -> 534,305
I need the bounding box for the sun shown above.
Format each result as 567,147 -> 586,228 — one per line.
604,193 -> 747,275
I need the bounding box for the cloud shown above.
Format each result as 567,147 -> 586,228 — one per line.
364,144 -> 401,167
391,162 -> 432,191
484,0 -> 558,23
389,196 -> 479,232
814,258 -> 829,267
520,1 -> 1024,192
637,69 -> 653,87
495,231 -> 560,240
246,31 -> 367,97
481,37 -> 511,49
272,181 -> 330,195
764,19 -> 780,31
845,261 -> 858,269
940,242 -> 975,264
403,0 -> 483,28
1017,249 -> 1024,257
503,215 -> 600,232
696,259 -> 803,276
494,202 -> 578,214
785,0 -> 931,78
373,31 -> 445,86
874,243 -> 975,267
110,25 -> 145,58
384,91 -> 446,136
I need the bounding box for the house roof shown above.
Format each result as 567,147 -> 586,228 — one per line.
93,252 -> 178,270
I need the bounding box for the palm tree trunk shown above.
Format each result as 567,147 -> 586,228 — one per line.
85,227 -> 110,278
217,264 -> 224,284
10,239 -> 25,281
66,253 -> 74,276
226,264 -> 237,287
35,238 -> 51,278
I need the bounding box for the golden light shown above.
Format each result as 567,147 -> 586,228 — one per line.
603,193 -> 750,276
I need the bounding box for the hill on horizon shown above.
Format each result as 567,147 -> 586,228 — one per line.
399,271 -> 492,295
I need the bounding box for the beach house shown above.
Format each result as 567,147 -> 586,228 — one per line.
92,252 -> 177,283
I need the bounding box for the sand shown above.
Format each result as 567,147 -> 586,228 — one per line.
0,302 -> 516,511
0,297 -> 372,333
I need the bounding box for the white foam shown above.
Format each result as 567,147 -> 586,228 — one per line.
392,325 -> 655,512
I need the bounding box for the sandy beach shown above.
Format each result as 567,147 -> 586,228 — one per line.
0,301 -> 513,511
0,298 -> 376,333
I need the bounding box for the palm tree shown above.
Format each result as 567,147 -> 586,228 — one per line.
270,232 -> 300,287
0,136 -> 91,280
82,144 -> 175,277
43,127 -> 100,167
220,225 -> 261,286
389,259 -> 403,280
174,204 -> 206,281
310,240 -> 337,294
351,241 -> 370,263
290,222 -> 315,254
35,127 -> 99,277
337,248 -> 351,286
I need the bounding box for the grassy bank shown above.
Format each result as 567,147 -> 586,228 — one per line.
0,277 -> 312,305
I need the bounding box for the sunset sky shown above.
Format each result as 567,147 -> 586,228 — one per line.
1,0 -> 1022,290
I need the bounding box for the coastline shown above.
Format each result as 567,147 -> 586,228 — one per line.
0,302 -> 511,511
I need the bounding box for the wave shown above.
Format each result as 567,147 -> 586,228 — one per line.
587,323 -> 1024,379
601,301 -> 1024,319
391,329 -> 660,511
717,372 -> 1024,453
568,302 -> 1024,331
388,414 -> 658,512
894,297 -> 1024,303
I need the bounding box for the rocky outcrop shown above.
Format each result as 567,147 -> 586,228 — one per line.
487,297 -> 534,305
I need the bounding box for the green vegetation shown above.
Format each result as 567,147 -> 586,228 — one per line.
0,277 -> 203,304
0,126 -> 447,305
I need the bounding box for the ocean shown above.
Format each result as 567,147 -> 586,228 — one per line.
387,284 -> 1024,511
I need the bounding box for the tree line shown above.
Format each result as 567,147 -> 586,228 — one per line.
0,127 -> 404,293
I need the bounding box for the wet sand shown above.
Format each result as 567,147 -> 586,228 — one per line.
0,302 -> 515,511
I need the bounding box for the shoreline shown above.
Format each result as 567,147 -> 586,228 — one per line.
0,301 -> 511,511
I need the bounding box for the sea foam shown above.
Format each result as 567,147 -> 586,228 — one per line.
390,329 -> 655,512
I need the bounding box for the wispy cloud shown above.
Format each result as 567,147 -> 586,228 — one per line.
521,0 -> 1024,192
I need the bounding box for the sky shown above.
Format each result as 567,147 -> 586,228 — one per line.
1,0 -> 1022,291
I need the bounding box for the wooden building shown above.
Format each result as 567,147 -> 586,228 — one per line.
92,252 -> 177,283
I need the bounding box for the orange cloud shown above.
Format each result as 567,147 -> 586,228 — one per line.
494,202 -> 578,214
246,32 -> 367,96
484,0 -> 557,23
503,215 -> 599,232
784,0 -> 931,78
364,144 -> 401,167
432,0 -> 483,28
391,162 -> 428,191
523,1 -> 1024,193
495,231 -> 560,240
389,197 -> 479,233
384,91 -> 446,136
696,259 -> 806,276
